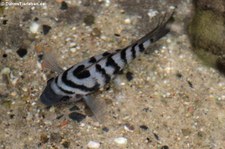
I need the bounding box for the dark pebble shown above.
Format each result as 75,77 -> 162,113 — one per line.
153,133 -> 160,140
16,48 -> 27,58
3,19 -> 7,25
40,134 -> 49,144
69,112 -> 86,122
50,132 -> 62,143
102,127 -> 109,132
62,140 -> 70,148
42,25 -> 52,35
187,80 -> 193,88
2,53 -> 7,58
69,105 -> 79,111
140,125 -> 148,130
126,71 -> 133,81
176,72 -> 182,78
143,107 -> 151,112
146,137 -> 152,143
37,54 -> 43,62
161,145 -> 169,149
92,27 -> 101,37
125,123 -> 135,131
9,114 -> 15,119
114,33 -> 120,37
34,17 -> 39,21
60,1 -> 68,10
83,14 -> 95,26
56,114 -> 64,119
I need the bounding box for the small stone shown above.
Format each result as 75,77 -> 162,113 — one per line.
161,145 -> 169,149
124,18 -> 131,24
50,132 -> 62,143
70,47 -> 76,53
30,22 -> 40,33
92,28 -> 101,37
1,67 -> 10,74
87,141 -> 100,149
10,91 -> 17,97
34,17 -> 39,21
2,53 -> 7,58
102,127 -> 109,132
147,9 -> 158,18
42,25 -> 51,35
140,125 -> 148,130
3,19 -> 7,25
84,15 -> 95,26
126,72 -> 133,81
40,134 -> 49,144
176,72 -> 182,78
60,1 -> 68,10
69,105 -> 79,111
124,123 -> 134,132
114,137 -> 127,145
68,112 -> 86,122
56,114 -> 64,119
181,128 -> 192,136
153,133 -> 160,140
61,140 -> 70,148
16,48 -> 27,58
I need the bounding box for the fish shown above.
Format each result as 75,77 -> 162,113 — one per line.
39,13 -> 174,118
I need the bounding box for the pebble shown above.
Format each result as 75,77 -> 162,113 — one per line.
161,145 -> 169,149
16,48 -> 27,58
114,137 -> 127,145
42,25 -> 51,35
30,22 -> 40,33
126,72 -> 133,81
60,1 -> 68,10
69,105 -> 79,111
83,14 -> 95,26
68,112 -> 86,122
61,140 -> 70,148
124,18 -> 131,24
1,67 -> 10,75
70,47 -> 77,53
124,123 -> 134,132
102,127 -> 109,132
147,9 -> 158,18
87,141 -> 100,149
140,125 -> 148,130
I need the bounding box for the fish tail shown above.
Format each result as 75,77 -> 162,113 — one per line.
114,13 -> 174,65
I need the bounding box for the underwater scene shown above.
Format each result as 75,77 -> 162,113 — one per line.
0,0 -> 225,148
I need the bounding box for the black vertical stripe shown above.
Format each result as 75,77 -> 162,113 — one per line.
95,64 -> 111,84
139,43 -> 145,52
106,56 -> 121,74
120,48 -> 127,64
131,44 -> 137,59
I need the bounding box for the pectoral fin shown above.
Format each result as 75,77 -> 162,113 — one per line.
35,44 -> 64,74
83,95 -> 107,122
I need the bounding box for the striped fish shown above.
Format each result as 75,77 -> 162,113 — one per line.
40,15 -> 174,108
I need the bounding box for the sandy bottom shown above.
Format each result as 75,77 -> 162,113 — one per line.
0,0 -> 225,149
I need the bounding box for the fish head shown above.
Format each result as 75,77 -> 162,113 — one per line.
40,78 -> 66,106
